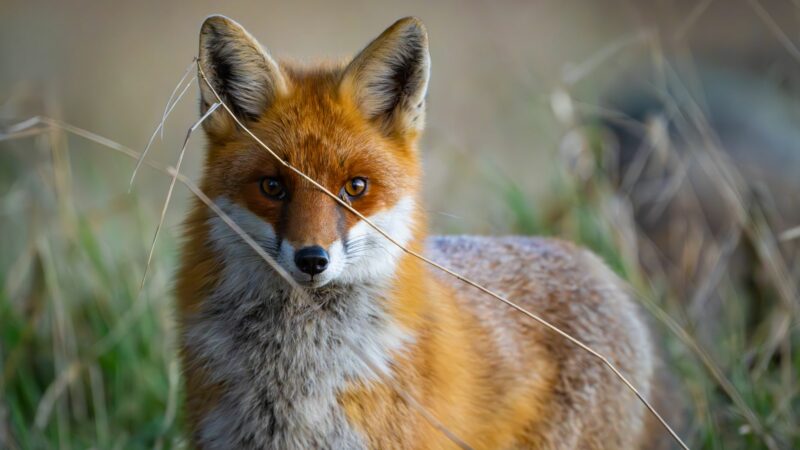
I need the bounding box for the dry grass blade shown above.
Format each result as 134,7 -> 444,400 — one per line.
138,101 -> 220,293
1,116 -> 302,295
196,62 -> 689,449
637,287 -> 775,449
562,30 -> 652,86
643,62 -> 787,449
33,361 -> 81,430
780,225 -> 800,242
87,365 -> 109,447
665,66 -> 800,321
0,126 -> 47,141
673,0 -> 714,40
169,164 -> 303,293
154,359 -> 180,450
747,0 -> 800,62
129,68 -> 197,190
3,116 -> 42,134
161,59 -> 198,140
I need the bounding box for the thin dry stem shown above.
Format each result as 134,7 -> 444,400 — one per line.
562,30 -> 653,86
161,59 -> 198,140
139,102 -> 220,293
780,225 -> 800,241
154,359 -> 180,450
129,57 -> 198,190
616,59 -> 787,449
129,76 -> 195,191
747,0 -> 800,62
88,365 -> 110,447
666,64 -> 799,319
673,0 -> 714,40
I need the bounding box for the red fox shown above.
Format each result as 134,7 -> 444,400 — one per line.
176,15 -> 677,449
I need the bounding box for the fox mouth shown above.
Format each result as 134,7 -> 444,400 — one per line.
270,255 -> 338,289
294,272 -> 335,289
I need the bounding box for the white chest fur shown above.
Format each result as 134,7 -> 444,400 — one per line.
182,200 -> 411,449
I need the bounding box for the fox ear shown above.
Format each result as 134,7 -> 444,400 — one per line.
198,15 -> 287,136
341,17 -> 430,137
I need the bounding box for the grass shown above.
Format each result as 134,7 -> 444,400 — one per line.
497,120 -> 799,448
1,73 -> 798,450
0,137 -> 185,449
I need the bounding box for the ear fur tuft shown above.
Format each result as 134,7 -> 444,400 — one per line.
198,15 -> 287,136
341,17 -> 431,136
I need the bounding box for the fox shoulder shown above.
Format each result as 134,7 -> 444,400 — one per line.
425,236 -> 669,448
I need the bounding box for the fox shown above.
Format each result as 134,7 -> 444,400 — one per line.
176,14 -> 679,449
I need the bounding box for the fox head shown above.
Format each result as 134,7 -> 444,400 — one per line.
195,15 -> 430,289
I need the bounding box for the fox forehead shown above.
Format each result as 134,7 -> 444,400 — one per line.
207,64 -> 417,188
201,64 -> 420,246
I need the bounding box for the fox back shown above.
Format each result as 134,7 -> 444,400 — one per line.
176,15 -> 678,449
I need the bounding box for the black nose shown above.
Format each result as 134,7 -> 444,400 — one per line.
294,246 -> 329,275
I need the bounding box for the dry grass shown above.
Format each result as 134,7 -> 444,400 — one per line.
1,10 -> 799,448
0,70 -> 684,446
546,53 -> 799,448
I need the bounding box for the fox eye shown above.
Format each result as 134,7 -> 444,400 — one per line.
343,177 -> 368,199
259,177 -> 286,200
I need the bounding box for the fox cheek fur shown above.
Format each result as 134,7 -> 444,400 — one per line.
176,14 -> 679,450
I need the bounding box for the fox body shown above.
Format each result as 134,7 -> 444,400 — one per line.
176,15 -> 673,449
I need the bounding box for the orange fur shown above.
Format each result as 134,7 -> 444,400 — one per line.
176,15 -> 679,449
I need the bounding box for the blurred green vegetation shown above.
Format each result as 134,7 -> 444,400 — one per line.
1,2 -> 800,446
1,118 -> 797,449
494,129 -> 799,450
0,139 -> 185,449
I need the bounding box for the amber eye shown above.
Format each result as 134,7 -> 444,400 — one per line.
259,177 -> 286,200
343,177 -> 368,198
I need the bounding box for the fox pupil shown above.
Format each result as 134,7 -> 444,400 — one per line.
260,177 -> 285,200
345,177 -> 367,198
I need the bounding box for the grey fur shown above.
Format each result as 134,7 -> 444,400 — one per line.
183,200 -> 410,449
185,232 -> 661,448
426,236 -> 656,449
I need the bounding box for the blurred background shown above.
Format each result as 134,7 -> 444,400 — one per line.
1,0 -> 799,448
